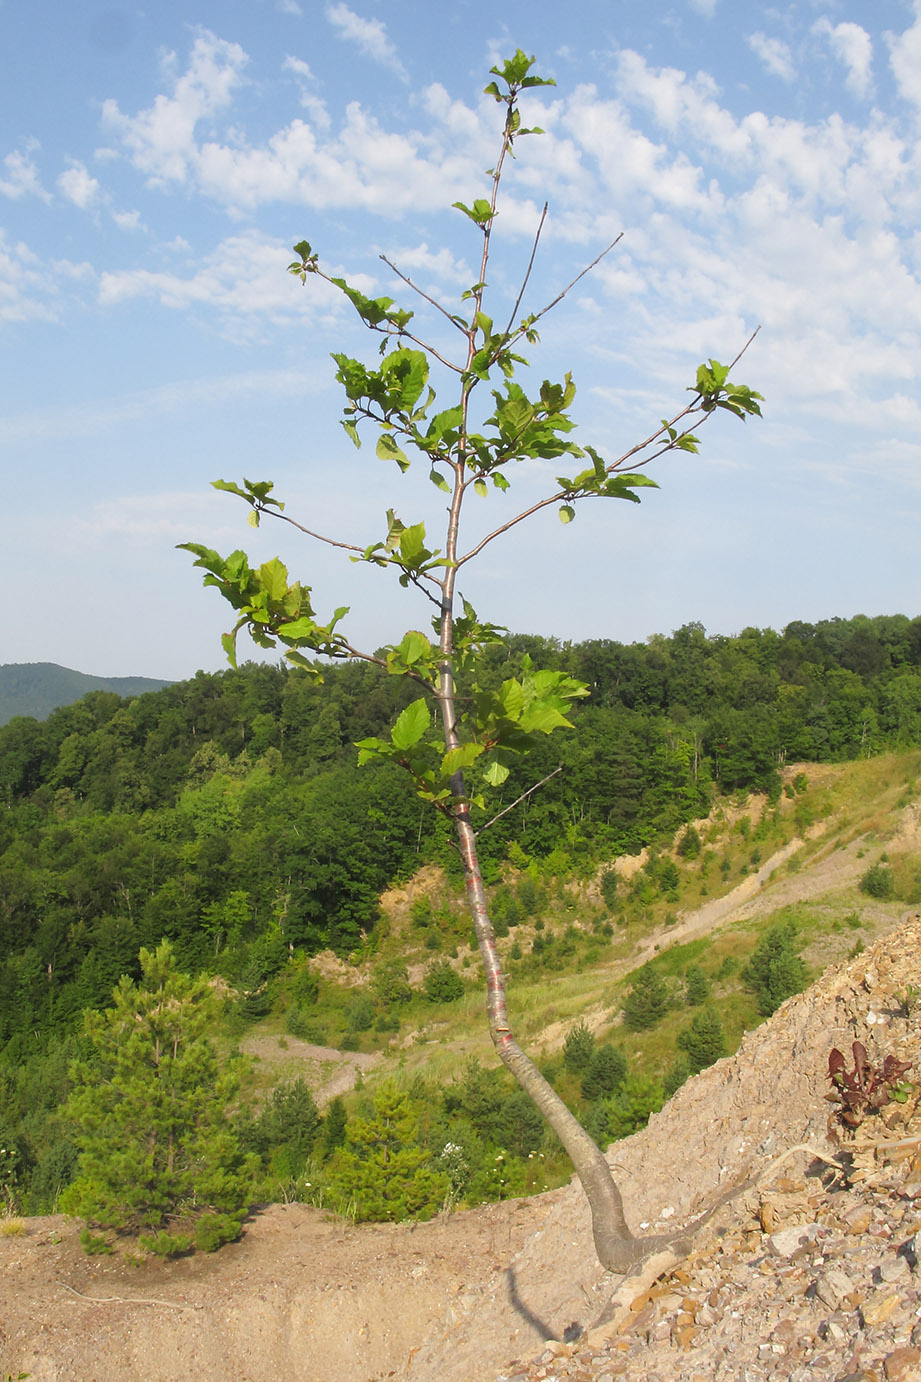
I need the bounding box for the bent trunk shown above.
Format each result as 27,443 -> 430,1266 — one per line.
450,795 -> 656,1275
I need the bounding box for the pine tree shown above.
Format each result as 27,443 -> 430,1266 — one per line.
325,1081 -> 448,1221
61,941 -> 254,1253
677,1006 -> 727,1073
741,921 -> 807,1016
622,965 -> 670,1031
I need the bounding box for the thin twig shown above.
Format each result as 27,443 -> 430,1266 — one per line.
475,764 -> 563,836
380,255 -> 468,337
499,202 -> 549,344
505,233 -> 624,349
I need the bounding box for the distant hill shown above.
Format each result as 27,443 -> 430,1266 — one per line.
0,662 -> 172,725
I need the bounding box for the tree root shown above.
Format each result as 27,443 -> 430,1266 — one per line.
57,1280 -> 201,1310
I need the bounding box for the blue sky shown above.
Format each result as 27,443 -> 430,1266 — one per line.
2,0 -> 920,678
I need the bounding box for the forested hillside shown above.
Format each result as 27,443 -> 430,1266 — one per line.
0,662 -> 171,726
2,613 -> 921,1053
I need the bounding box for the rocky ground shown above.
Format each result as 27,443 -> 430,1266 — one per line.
3,917 -> 921,1381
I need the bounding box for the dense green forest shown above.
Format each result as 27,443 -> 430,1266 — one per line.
2,611 -> 921,1226
2,612 -> 921,1050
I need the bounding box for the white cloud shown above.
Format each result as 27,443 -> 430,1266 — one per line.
0,231 -> 91,322
57,161 -> 100,208
112,208 -> 143,231
102,33 -> 478,214
0,141 -> 50,201
813,18 -> 873,99
381,242 -> 472,288
747,32 -> 796,83
277,0 -> 302,13
887,4 -> 921,110
101,30 -> 248,184
97,230 -> 350,335
688,0 -> 717,15
324,3 -> 408,81
283,54 -> 331,128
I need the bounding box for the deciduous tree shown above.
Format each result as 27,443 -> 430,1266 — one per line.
181,51 -> 761,1272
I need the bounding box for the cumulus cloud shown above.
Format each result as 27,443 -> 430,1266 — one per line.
0,230 -> 90,322
283,54 -> 331,127
0,142 -> 50,201
324,3 -> 408,81
97,230 -> 354,337
887,3 -> 921,110
813,18 -> 873,99
103,37 -> 483,216
57,161 -> 100,208
747,32 -> 796,83
112,208 -> 143,231
101,30 -> 249,184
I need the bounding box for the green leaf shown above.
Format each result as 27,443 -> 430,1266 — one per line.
559,504 -> 575,523
390,699 -> 431,751
428,468 -> 451,492
482,759 -> 510,787
220,631 -> 238,668
258,558 -> 289,602
398,523 -> 428,568
473,478 -> 488,498
396,630 -> 432,666
497,678 -> 525,721
276,616 -> 318,641
441,743 -> 484,777
376,433 -> 410,472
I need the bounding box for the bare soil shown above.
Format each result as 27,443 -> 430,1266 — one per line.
5,913 -> 921,1381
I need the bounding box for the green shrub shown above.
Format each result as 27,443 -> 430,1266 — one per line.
424,960 -> 464,1003
676,826 -> 701,860
326,1082 -> 448,1222
346,994 -> 376,1032
859,862 -> 896,900
599,868 -> 619,909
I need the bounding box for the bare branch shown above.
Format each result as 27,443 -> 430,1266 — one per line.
499,201 -> 548,343
380,254 -> 468,336
474,764 -> 563,836
456,399 -> 713,568
503,233 -> 625,353
264,507 -> 367,554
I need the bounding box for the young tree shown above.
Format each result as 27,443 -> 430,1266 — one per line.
181,52 -> 761,1272
62,941 -> 254,1253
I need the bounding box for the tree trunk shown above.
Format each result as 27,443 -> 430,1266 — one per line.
449,794 -> 655,1275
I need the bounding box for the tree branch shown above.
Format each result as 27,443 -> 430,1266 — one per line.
474,764 -> 563,836
499,201 -> 548,344
380,254 -> 469,336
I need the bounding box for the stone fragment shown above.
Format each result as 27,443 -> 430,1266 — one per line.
815,1268 -> 857,1309
884,1347 -> 921,1381
846,1208 -> 873,1234
878,1256 -> 909,1283
859,1291 -> 902,1326
768,1222 -> 823,1257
